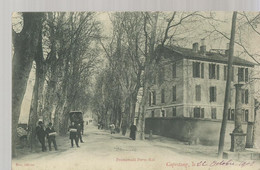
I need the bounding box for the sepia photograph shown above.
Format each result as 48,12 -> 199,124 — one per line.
11,11 -> 260,170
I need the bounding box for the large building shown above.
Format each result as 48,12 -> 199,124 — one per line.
146,42 -> 255,123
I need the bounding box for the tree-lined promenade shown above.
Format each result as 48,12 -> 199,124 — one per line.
12,12 -> 260,158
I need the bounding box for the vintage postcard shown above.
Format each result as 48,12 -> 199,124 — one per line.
11,11 -> 260,170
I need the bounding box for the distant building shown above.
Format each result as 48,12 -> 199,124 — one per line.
146,42 -> 255,123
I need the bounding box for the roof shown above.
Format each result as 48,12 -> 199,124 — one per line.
157,45 -> 255,67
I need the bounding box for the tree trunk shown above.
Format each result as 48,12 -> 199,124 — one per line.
27,22 -> 46,150
12,13 -> 44,157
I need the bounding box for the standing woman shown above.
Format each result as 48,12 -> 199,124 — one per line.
130,123 -> 137,140
68,122 -> 79,147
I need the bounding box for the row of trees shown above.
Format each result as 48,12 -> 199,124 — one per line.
12,12 -> 101,156
91,11 -> 260,151
12,11 -> 260,158
91,12 -> 218,138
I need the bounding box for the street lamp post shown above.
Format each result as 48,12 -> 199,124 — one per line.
230,83 -> 247,152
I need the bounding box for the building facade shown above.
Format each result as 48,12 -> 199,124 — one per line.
146,43 -> 255,124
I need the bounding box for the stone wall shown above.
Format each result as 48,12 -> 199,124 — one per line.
145,117 -> 248,146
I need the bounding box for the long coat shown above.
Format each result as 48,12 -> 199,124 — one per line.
68,125 -> 78,139
130,125 -> 137,140
36,125 -> 46,140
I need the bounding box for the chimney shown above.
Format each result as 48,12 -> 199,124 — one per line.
200,39 -> 206,55
225,43 -> 229,56
192,42 -> 199,53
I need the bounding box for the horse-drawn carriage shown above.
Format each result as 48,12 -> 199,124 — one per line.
68,111 -> 84,135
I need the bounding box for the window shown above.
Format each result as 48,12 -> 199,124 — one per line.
238,67 -> 245,82
194,107 -> 204,118
151,110 -> 155,117
209,64 -> 216,79
194,108 -> 200,118
195,85 -> 201,101
238,67 -> 249,82
172,86 -> 176,102
172,63 -> 176,78
209,86 -> 217,102
152,91 -> 156,105
228,108 -> 235,120
224,66 -> 227,80
158,67 -> 165,83
161,89 -> 165,103
172,107 -> 176,117
211,108 -> 217,119
193,62 -> 204,78
161,110 -> 166,117
245,110 -> 249,122
193,62 -> 201,78
228,109 -> 235,120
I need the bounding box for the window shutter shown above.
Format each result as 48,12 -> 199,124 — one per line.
241,90 -> 245,104
214,86 -> 217,102
193,62 -> 196,78
224,66 -> 227,80
201,108 -> 205,118
245,110 -> 249,122
217,65 -> 219,80
209,87 -> 212,102
209,64 -> 211,79
231,67 -> 234,81
149,92 -> 151,106
201,63 -> 204,78
228,109 -> 231,120
172,86 -> 176,102
172,107 -> 176,117
245,68 -> 248,82
245,89 -> 249,104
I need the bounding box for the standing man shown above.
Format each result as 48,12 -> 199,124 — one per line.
77,123 -> 84,143
130,123 -> 137,140
46,122 -> 58,151
68,122 -> 79,147
36,121 -> 47,152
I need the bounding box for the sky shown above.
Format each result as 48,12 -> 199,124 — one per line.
16,11 -> 260,124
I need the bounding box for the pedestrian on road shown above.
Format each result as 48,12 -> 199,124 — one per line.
77,123 -> 84,143
130,123 -> 137,140
46,122 -> 58,151
110,123 -> 115,134
68,122 -> 79,147
36,121 -> 47,152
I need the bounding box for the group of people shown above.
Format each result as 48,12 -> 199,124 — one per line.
36,121 -> 84,152
68,121 -> 84,148
36,121 -> 58,152
108,122 -> 137,140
